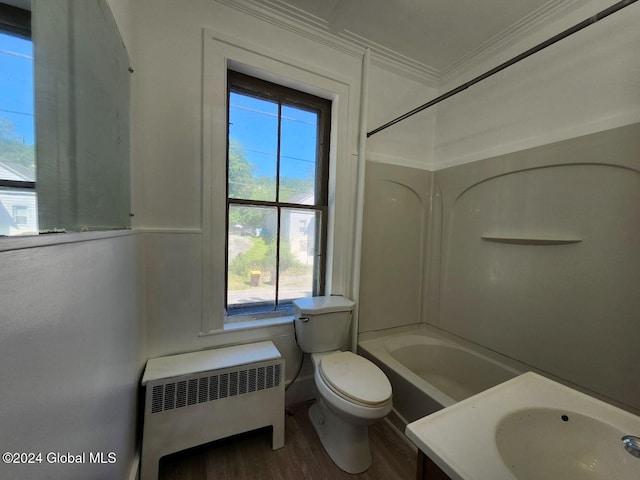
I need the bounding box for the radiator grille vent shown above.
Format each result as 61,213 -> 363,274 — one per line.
164,383 -> 175,411
198,377 -> 209,403
176,381 -> 187,408
220,373 -> 229,399
150,364 -> 281,414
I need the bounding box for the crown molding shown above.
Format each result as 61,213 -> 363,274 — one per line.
440,0 -> 592,82
339,30 -> 439,85
214,0 -> 596,91
214,0 -> 439,86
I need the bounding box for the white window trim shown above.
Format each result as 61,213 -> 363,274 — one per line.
13,205 -> 29,225
201,29 -> 357,334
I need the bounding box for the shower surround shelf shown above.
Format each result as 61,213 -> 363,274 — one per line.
481,235 -> 582,245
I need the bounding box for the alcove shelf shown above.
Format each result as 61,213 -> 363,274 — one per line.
481,235 -> 582,245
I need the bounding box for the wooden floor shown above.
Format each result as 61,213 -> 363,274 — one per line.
159,402 -> 417,480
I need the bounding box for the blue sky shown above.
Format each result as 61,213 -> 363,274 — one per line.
229,92 -> 318,180
0,32 -> 34,145
2,32 -> 317,179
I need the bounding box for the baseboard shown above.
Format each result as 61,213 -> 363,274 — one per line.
129,452 -> 140,480
386,406 -> 408,432
285,373 -> 315,406
384,408 -> 417,453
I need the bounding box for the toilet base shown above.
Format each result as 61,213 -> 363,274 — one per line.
308,398 -> 372,474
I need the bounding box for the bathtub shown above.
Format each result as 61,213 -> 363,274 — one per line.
358,326 -> 521,425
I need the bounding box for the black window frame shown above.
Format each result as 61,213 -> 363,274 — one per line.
226,70 -> 331,317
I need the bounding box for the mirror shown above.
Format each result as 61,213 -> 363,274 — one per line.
0,0 -> 131,236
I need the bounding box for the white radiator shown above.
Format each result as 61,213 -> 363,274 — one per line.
140,341 -> 285,480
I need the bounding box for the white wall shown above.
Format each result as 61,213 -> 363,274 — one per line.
423,0 -> 640,413
127,0 -> 640,417
0,4 -> 146,479
433,0 -> 640,169
367,65 -> 437,168
130,1 -> 436,228
0,233 -> 146,480
130,0 -> 436,402
106,0 -> 133,56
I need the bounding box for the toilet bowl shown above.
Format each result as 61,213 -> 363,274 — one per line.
308,351 -> 392,474
293,296 -> 393,474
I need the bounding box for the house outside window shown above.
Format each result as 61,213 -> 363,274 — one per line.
0,3 -> 36,236
226,71 -> 331,318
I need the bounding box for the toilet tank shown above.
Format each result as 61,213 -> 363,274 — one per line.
293,296 -> 356,353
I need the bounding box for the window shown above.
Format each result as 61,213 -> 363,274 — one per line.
12,204 -> 27,225
0,3 -> 36,236
226,71 -> 331,317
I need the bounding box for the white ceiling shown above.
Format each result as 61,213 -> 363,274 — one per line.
253,0 -> 566,72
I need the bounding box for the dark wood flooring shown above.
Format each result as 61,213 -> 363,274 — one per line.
159,402 -> 417,480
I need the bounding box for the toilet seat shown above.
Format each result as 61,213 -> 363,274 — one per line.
319,351 -> 392,407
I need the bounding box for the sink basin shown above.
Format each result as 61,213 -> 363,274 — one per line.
496,408 -> 635,479
405,372 -> 640,480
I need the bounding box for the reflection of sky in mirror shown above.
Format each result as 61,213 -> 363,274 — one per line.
229,92 -> 318,180
0,33 -> 34,145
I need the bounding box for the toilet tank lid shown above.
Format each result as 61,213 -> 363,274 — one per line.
293,296 -> 355,315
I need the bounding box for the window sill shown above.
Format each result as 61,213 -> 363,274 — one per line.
223,314 -> 294,332
199,314 -> 295,337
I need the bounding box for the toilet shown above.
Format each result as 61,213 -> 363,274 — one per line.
293,296 -> 392,474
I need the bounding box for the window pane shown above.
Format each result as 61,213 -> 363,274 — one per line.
225,72 -> 330,320
278,208 -> 320,302
0,32 -> 35,182
279,105 -> 318,204
0,187 -> 38,235
227,205 -> 277,312
228,92 -> 277,201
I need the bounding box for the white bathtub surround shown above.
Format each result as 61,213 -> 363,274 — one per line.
406,372 -> 640,480
432,123 -> 640,414
359,162 -> 432,332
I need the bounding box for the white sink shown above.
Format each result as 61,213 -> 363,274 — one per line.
496,407 -> 637,479
406,372 -> 640,480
